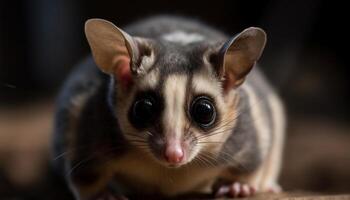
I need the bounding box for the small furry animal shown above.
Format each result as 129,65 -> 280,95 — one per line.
52,16 -> 285,200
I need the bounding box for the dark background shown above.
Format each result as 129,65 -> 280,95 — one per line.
0,0 -> 349,199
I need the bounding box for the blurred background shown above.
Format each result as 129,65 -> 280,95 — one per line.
0,0 -> 349,199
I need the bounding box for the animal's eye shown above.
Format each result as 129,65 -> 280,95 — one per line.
190,96 -> 216,128
131,96 -> 157,127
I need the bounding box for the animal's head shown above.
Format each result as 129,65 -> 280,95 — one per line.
85,19 -> 266,168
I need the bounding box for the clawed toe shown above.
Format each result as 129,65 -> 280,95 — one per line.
267,183 -> 282,193
215,182 -> 256,198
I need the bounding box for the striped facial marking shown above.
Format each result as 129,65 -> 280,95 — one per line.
162,74 -> 188,141
161,74 -> 189,166
117,43 -> 241,168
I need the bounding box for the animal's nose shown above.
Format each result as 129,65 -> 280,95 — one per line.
165,141 -> 184,164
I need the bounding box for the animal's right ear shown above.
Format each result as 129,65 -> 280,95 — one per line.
85,19 -> 151,89
214,27 -> 266,93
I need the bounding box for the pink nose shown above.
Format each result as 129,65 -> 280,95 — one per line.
165,143 -> 184,164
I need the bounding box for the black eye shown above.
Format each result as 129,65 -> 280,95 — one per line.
190,97 -> 216,128
129,91 -> 163,129
132,98 -> 155,123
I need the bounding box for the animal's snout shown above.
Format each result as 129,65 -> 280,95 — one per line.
164,140 -> 184,164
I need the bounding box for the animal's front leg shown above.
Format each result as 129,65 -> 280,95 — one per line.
212,172 -> 280,199
71,177 -> 129,200
90,186 -> 128,200
68,164 -> 126,200
95,193 -> 126,200
212,149 -> 283,199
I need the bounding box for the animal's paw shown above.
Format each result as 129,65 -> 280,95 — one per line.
266,182 -> 282,193
214,182 -> 256,198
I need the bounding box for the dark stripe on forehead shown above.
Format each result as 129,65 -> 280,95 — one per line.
153,42 -> 209,78
155,71 -> 165,94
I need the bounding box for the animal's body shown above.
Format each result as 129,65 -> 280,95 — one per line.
52,16 -> 285,199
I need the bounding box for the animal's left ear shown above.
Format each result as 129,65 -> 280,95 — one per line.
218,27 -> 266,92
85,19 -> 153,90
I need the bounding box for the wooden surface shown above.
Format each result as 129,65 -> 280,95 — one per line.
114,192 -> 350,200
243,193 -> 350,200
188,193 -> 350,200
130,193 -> 350,200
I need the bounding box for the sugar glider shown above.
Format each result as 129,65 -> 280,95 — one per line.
52,16 -> 285,200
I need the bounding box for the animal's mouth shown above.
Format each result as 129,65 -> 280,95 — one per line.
163,159 -> 191,169
167,163 -> 183,168
157,152 -> 190,168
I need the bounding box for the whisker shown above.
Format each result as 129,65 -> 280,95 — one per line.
216,150 -> 249,172
198,94 -> 266,140
197,153 -> 216,167
145,131 -> 154,136
194,155 -> 207,168
66,156 -> 94,177
126,132 -> 146,139
197,126 -> 234,140
65,146 -> 121,177
53,151 -> 70,160
197,141 -> 225,144
128,139 -> 148,144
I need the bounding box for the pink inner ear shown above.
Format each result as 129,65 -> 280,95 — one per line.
115,56 -> 133,89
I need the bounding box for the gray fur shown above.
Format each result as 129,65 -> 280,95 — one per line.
218,88 -> 261,173
245,67 -> 276,152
